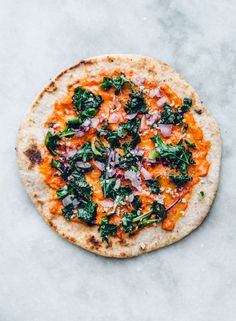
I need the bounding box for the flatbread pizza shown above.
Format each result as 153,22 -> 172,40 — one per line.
16,55 -> 221,257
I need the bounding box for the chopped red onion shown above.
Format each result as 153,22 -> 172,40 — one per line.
74,131 -> 85,138
114,152 -> 120,165
107,168 -> 116,178
128,194 -> 134,202
94,161 -> 105,171
112,97 -> 121,109
62,196 -> 73,207
157,96 -> 168,107
157,194 -> 165,204
91,118 -> 99,128
67,149 -> 78,158
140,115 -> 147,131
131,75 -> 145,86
148,111 -> 161,126
124,170 -> 142,190
142,158 -> 160,164
158,124 -> 172,137
100,200 -> 114,208
99,116 -> 104,123
109,113 -> 121,124
75,161 -> 91,168
82,119 -> 91,127
126,113 -> 137,120
114,179 -> 121,190
149,87 -> 160,98
131,147 -> 144,156
140,166 -> 152,180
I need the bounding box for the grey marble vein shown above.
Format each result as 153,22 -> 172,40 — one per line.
0,0 -> 235,320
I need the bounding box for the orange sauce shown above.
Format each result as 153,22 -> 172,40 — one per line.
40,70 -> 210,234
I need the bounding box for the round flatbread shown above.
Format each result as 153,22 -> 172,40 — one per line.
16,55 -> 221,258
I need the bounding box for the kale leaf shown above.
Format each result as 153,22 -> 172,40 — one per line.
100,177 -> 132,201
105,130 -> 120,148
62,203 -> 74,220
169,174 -> 192,187
45,129 -> 75,155
100,215 -> 117,242
69,142 -> 93,164
185,140 -> 196,150
146,178 -> 161,194
116,154 -> 141,169
132,201 -> 167,227
100,73 -> 135,94
122,212 -> 136,233
151,135 -> 195,175
131,195 -> 142,210
117,118 -> 141,138
121,134 -> 141,156
125,92 -> 148,114
72,86 -> 103,121
157,98 -> 192,126
77,200 -> 97,225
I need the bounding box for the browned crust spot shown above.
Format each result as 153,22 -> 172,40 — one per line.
24,144 -> 42,169
88,236 -> 101,249
119,239 -> 127,246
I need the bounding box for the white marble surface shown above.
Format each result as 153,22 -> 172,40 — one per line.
0,0 -> 235,320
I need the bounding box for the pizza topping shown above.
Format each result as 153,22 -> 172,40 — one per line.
100,72 -> 135,94
125,92 -> 148,114
40,70 -> 211,241
158,124 -> 172,137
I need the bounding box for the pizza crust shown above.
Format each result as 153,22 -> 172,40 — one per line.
16,55 -> 221,258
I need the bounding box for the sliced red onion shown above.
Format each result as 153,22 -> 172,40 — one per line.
67,149 -> 78,158
75,161 -> 91,168
100,200 -> 114,208
82,119 -> 91,127
91,118 -> 99,128
107,168 -> 116,178
140,166 -> 152,180
124,170 -> 142,190
62,195 -> 73,207
157,96 -> 168,107
158,124 -> 172,137
142,158 -> 160,164
148,111 -> 161,126
126,113 -> 137,120
114,152 -> 120,165
140,115 -> 147,131
94,161 -> 105,171
166,198 -> 181,211
74,131 -> 85,138
131,147 -> 144,156
157,194 -> 165,204
131,75 -> 145,86
128,194 -> 134,202
112,97 -> 121,109
114,179 -> 121,190
109,113 -> 121,124
149,87 -> 160,98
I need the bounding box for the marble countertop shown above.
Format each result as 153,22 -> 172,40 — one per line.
0,0 -> 235,320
